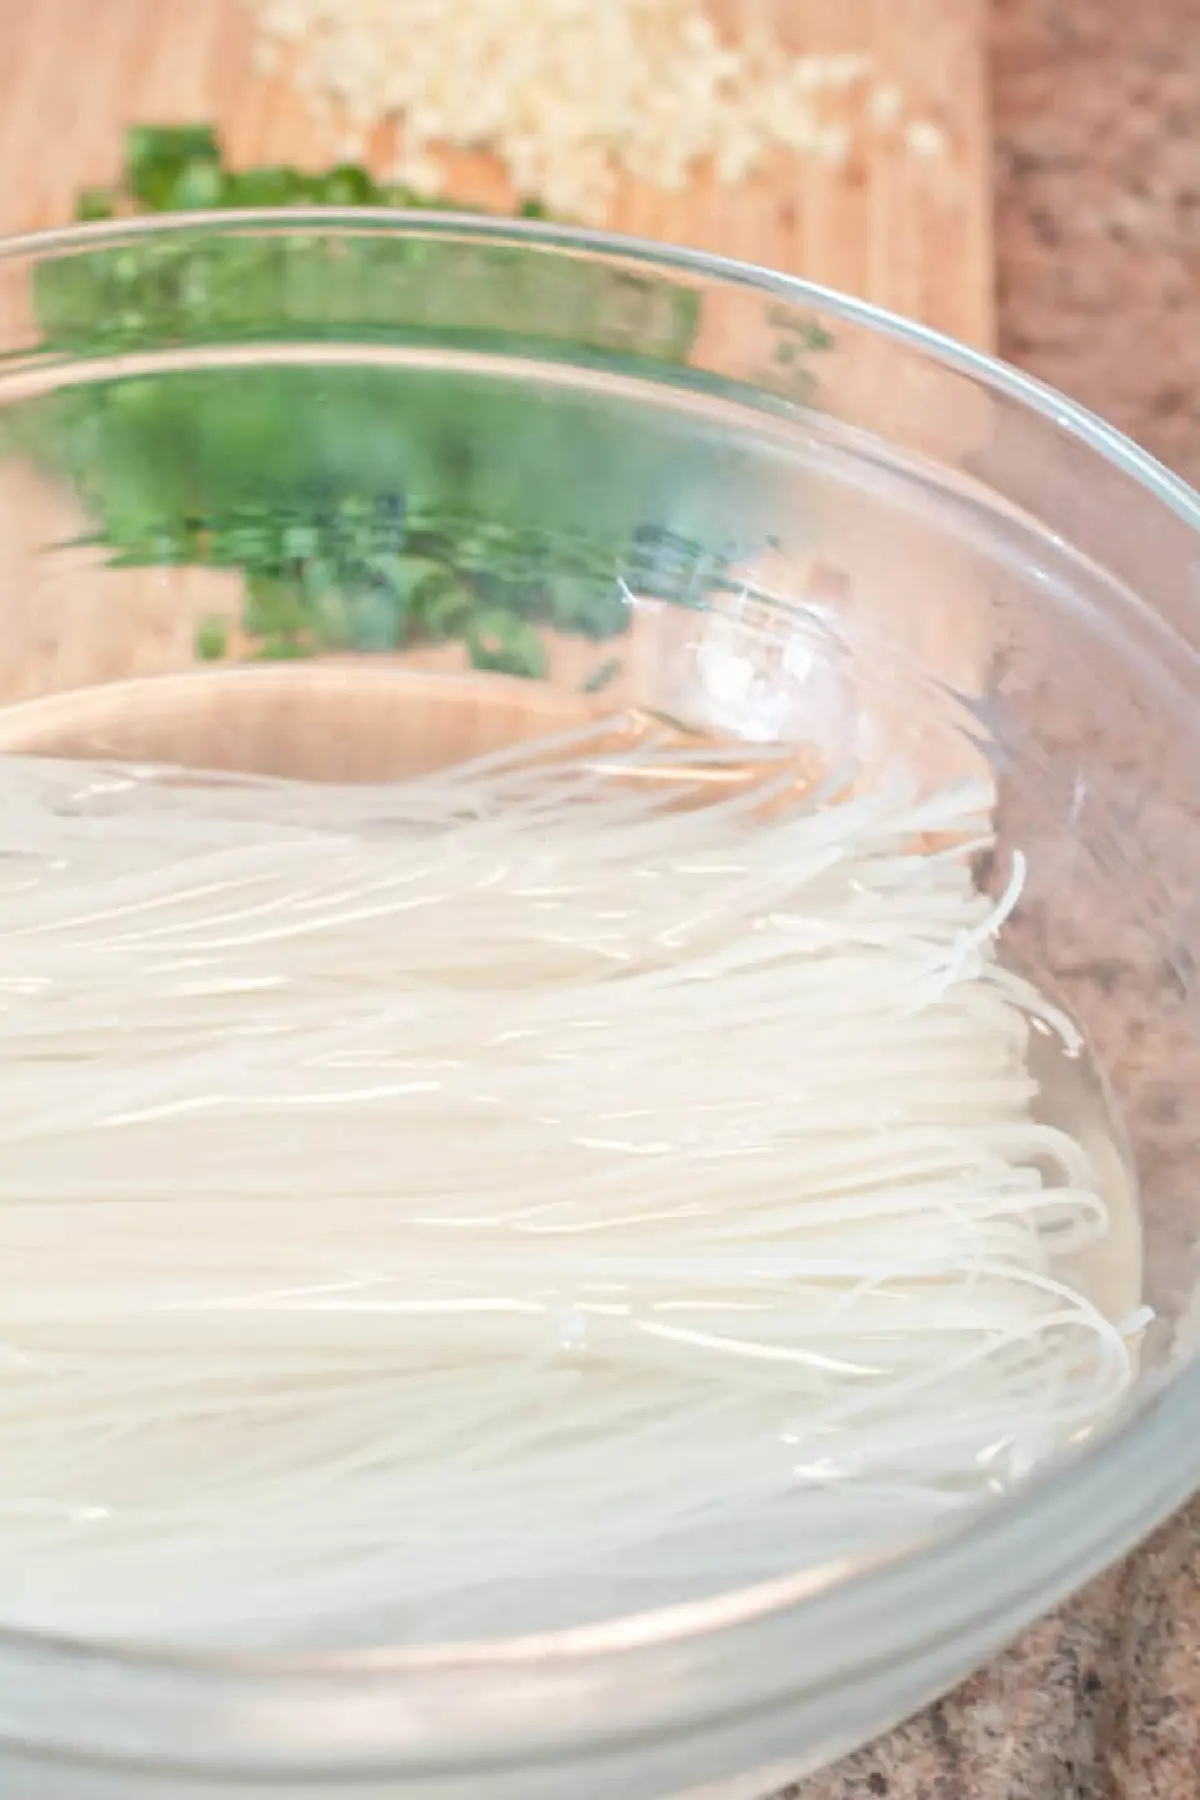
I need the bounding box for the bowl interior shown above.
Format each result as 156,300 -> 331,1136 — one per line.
0,218 -> 1197,1670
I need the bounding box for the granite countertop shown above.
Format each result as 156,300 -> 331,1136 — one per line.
790,4 -> 1200,1796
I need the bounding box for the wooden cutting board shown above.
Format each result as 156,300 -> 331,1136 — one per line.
0,0 -> 993,779
0,0 -> 992,346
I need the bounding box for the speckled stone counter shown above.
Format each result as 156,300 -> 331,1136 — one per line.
790,1515 -> 1199,1799
786,4 -> 1200,1796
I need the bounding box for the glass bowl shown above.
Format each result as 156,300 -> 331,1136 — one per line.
0,212 -> 1197,1800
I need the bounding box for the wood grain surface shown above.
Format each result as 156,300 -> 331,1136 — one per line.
0,0 -> 992,344
0,0 -> 993,777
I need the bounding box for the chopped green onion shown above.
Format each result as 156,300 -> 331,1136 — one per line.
76,188 -> 116,223
194,616 -> 230,661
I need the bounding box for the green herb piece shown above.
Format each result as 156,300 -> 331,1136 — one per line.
546,575 -> 628,639
416,574 -> 477,640
125,124 -> 221,210
195,616 -> 230,661
244,573 -> 310,643
222,166 -> 309,208
466,609 -> 548,679
76,188 -> 116,223
168,160 -> 225,211
317,164 -> 379,206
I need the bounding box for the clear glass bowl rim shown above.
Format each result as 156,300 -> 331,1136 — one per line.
0,208 -> 1198,1780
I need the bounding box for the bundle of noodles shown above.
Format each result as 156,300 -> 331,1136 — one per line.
0,715 -> 1144,1647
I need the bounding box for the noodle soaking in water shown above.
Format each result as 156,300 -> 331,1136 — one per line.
0,710 -> 1147,1649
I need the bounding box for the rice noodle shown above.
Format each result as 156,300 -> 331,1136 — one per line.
0,713 -> 1140,1647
